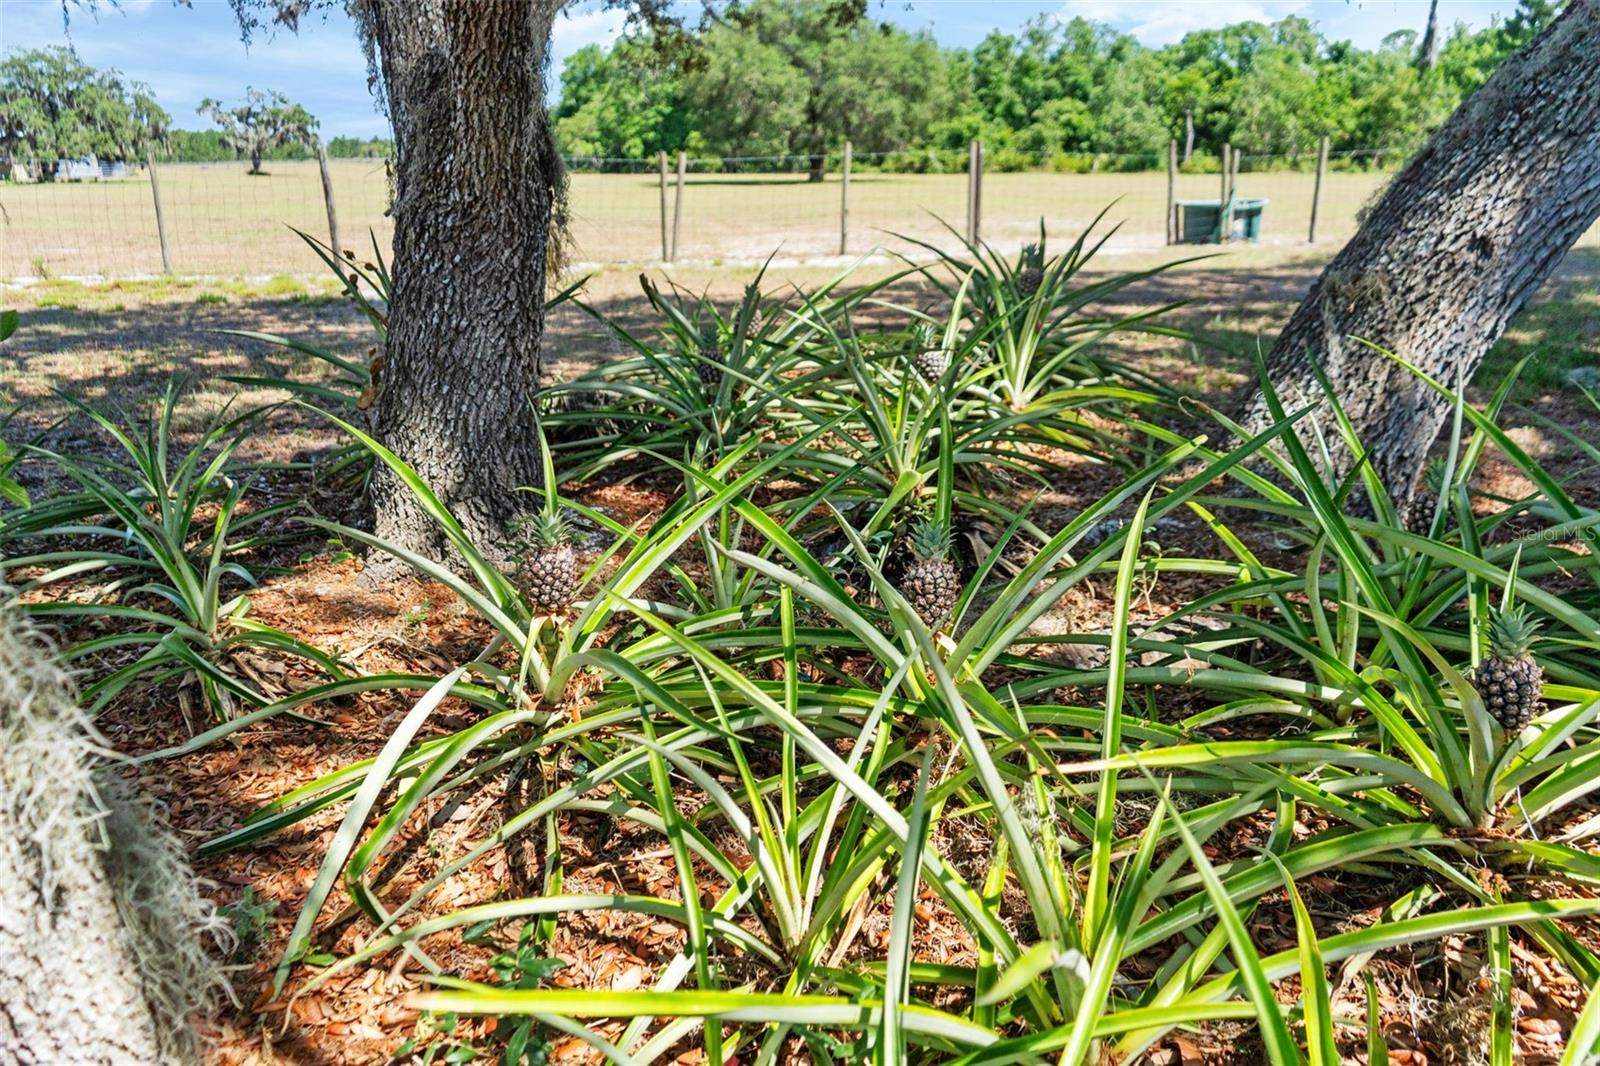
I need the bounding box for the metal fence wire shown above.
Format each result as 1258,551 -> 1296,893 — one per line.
3,142 -> 1595,281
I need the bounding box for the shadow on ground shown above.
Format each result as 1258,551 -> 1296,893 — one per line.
5,246 -> 1596,465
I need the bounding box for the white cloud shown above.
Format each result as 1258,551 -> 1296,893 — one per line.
547,5 -> 629,97
1058,0 -> 1311,44
552,6 -> 631,50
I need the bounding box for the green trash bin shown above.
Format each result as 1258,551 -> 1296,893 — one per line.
1177,198 -> 1268,243
1232,197 -> 1267,240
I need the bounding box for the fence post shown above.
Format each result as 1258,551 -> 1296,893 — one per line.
1309,134 -> 1329,244
1166,139 -> 1177,245
965,141 -> 975,243
967,140 -> 983,246
658,151 -> 669,262
316,140 -> 342,257
145,145 -> 173,275
1219,142 -> 1232,243
839,140 -> 851,256
1230,149 -> 1241,232
672,150 -> 686,263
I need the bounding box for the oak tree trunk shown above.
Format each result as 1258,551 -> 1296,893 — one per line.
1242,0 -> 1600,505
250,146 -> 263,174
358,0 -> 563,564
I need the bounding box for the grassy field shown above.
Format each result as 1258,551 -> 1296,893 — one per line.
0,158 -> 1458,280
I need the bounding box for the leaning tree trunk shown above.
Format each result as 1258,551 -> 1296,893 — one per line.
357,0 -> 563,563
1418,0 -> 1441,71
0,597 -> 223,1064
1242,0 -> 1600,506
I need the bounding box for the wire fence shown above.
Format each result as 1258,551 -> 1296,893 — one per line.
3,144 -> 1595,282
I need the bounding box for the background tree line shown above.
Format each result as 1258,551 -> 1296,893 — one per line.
158,130 -> 393,163
1,0 -> 1557,180
554,0 -> 1559,173
0,46 -> 391,177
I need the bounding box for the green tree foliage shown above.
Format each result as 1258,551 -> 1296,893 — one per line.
196,87 -> 319,174
155,128 -> 298,163
0,47 -> 170,180
556,0 -> 949,176
325,134 -> 392,158
552,0 -> 1560,166
555,36 -> 693,163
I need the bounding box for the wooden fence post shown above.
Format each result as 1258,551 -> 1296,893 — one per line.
1166,139 -> 1177,245
967,140 -> 984,246
1231,150 -> 1242,231
672,150 -> 686,263
146,145 -> 172,275
1309,134 -> 1329,244
839,140 -> 851,256
315,140 -> 341,258
1219,142 -> 1232,243
658,151 -> 669,262
965,141 -> 975,243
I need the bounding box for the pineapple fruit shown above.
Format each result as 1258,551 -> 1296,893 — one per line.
901,520 -> 960,629
694,322 -> 723,387
910,323 -> 950,383
1017,243 -> 1044,296
523,511 -> 577,613
1474,605 -> 1543,732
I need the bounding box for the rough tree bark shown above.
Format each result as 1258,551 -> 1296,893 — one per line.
1242,0 -> 1600,505
353,0 -> 563,563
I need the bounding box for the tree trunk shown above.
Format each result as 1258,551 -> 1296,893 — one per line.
1419,0 -> 1441,71
250,146 -> 263,174
808,152 -> 825,183
1183,108 -> 1194,163
0,601 -> 219,1065
358,0 -> 563,564
1241,0 -> 1600,506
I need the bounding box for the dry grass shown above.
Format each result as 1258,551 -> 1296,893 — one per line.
0,159 -> 1437,280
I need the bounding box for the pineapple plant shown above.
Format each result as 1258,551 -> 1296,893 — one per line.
1474,605 -> 1543,732
693,322 -> 724,387
900,520 -> 960,629
521,510 -> 577,614
910,323 -> 950,383
516,415 -> 578,614
1016,242 -> 1044,296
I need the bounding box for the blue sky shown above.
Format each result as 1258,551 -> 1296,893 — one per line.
0,0 -> 1522,138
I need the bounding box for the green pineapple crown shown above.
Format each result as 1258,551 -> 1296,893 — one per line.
908,519 -> 950,563
531,508 -> 569,550
911,322 -> 939,350
1423,458 -> 1450,495
1486,604 -> 1539,659
697,321 -> 720,354
1020,242 -> 1043,269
